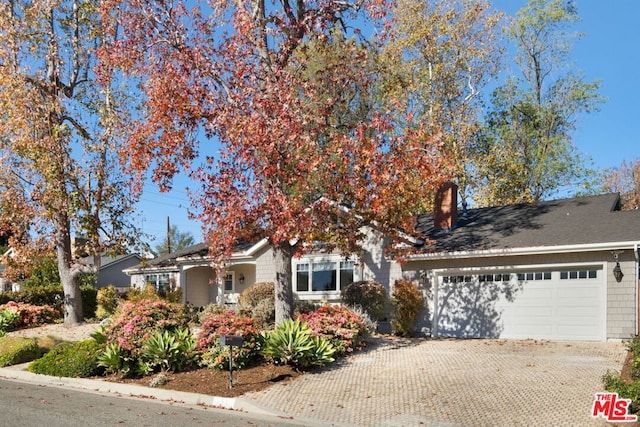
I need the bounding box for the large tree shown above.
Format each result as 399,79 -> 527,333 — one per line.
0,0 -> 141,325
378,0 -> 504,209
99,0 -> 445,322
472,0 -> 603,205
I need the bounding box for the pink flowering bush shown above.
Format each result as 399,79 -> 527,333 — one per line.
0,301 -> 60,328
196,311 -> 261,370
297,304 -> 372,355
99,299 -> 189,359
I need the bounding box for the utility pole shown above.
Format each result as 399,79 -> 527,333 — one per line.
166,216 -> 172,254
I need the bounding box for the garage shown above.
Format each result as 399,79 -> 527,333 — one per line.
434,268 -> 606,341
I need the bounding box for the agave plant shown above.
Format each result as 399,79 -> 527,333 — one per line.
141,328 -> 197,373
262,318 -> 335,368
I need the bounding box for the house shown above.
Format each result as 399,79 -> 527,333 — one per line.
124,236 -> 390,306
125,186 -> 640,342
402,184 -> 640,342
80,253 -> 143,292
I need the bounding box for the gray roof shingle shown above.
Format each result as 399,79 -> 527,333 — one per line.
415,193 -> 640,253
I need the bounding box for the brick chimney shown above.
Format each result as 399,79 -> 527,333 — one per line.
434,181 -> 458,230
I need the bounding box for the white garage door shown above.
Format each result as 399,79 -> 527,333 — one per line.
434,268 -> 605,341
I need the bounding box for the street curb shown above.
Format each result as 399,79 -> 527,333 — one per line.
0,364 -> 288,418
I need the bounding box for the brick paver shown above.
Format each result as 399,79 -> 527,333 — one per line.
243,338 -> 627,427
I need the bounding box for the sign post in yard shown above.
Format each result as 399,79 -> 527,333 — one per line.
219,335 -> 243,388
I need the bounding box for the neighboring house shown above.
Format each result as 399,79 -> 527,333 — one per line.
125,186 -> 640,342
0,247 -> 18,292
80,253 -> 143,291
0,248 -> 13,292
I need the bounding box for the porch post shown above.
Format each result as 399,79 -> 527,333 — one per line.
178,266 -> 186,304
217,270 -> 225,305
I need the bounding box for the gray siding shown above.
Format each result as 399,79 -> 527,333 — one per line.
254,245 -> 276,284
98,256 -> 141,289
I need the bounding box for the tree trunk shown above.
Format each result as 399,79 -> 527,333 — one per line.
53,216 -> 84,327
273,241 -> 295,324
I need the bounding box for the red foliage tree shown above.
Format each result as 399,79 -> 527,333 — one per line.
99,0 -> 446,322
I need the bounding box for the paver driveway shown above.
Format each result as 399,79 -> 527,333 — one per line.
243,337 -> 628,427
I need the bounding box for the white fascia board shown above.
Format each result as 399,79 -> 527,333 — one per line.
238,238 -> 270,257
175,238 -> 269,265
406,241 -> 640,261
123,265 -> 179,275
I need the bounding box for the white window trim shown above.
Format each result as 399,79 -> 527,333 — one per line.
292,255 -> 357,295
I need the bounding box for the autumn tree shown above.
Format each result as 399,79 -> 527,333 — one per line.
100,0 -> 445,322
0,1 -> 141,326
472,0 -> 603,206
378,0 -> 504,210
603,158 -> 640,210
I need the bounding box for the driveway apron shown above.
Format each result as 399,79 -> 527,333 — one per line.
243,338 -> 628,427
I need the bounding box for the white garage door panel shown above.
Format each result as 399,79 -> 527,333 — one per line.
436,270 -> 605,341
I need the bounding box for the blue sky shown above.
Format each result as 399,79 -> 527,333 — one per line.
137,0 -> 640,245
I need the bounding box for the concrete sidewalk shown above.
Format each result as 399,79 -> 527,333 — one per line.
0,337 -> 629,427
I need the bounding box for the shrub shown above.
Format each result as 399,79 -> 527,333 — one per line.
341,281 -> 387,321
239,282 -> 274,308
239,282 -> 275,328
0,337 -> 40,367
94,299 -> 189,376
627,335 -> 640,381
601,335 -> 640,414
81,285 -> 98,319
297,304 -> 371,355
163,288 -> 182,304
390,279 -> 424,337
23,256 -> 60,289
14,285 -> 60,307
96,286 -> 120,319
603,370 -> 640,414
294,299 -> 319,316
28,340 -> 104,377
0,309 -> 20,335
262,319 -> 335,368
196,311 -> 260,370
197,304 -> 232,324
249,297 -> 276,328
0,301 -> 60,328
125,284 -> 162,303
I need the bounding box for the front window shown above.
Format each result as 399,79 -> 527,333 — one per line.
294,258 -> 355,293
144,273 -> 171,293
224,272 -> 234,292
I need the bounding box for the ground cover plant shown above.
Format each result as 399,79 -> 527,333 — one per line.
28,340 -> 104,378
0,336 -> 40,367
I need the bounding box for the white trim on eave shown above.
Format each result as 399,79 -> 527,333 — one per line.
175,238 -> 270,265
406,241 -> 640,261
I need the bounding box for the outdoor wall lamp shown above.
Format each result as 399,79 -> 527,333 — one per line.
239,273 -> 245,285
612,251 -> 624,283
